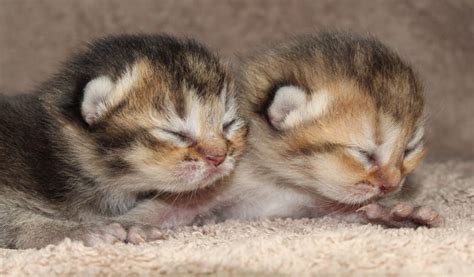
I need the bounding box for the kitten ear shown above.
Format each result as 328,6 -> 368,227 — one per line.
81,76 -> 116,125
267,86 -> 307,130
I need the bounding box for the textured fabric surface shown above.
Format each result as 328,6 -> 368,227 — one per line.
1,161 -> 473,276
1,1 -> 473,276
0,0 -> 473,161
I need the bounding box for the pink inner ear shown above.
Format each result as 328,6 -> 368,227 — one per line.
268,103 -> 295,128
268,113 -> 282,127
267,85 -> 307,129
82,111 -> 97,125
267,106 -> 286,127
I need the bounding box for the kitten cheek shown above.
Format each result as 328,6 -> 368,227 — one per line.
224,127 -> 245,142
227,134 -> 247,156
224,128 -> 245,156
402,148 -> 426,174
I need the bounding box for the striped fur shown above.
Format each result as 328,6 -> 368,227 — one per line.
203,32 -> 426,221
0,35 -> 247,248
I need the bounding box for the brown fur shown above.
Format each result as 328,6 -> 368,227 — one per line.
199,32 -> 429,224
240,33 -> 425,197
0,34 -> 247,248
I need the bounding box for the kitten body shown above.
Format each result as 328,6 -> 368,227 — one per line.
200,33 -> 440,227
0,35 -> 246,248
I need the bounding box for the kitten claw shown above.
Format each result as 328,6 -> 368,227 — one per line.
127,226 -> 146,244
357,203 -> 392,222
126,225 -> 164,244
358,202 -> 442,228
412,206 -> 443,227
391,202 -> 415,218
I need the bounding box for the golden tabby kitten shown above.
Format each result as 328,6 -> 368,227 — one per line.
0,35 -> 246,249
200,32 -> 441,228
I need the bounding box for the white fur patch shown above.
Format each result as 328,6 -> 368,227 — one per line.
268,86 -> 331,130
219,169 -> 314,220
81,65 -> 139,125
268,86 -> 307,129
220,85 -> 245,138
81,76 -> 115,124
407,126 -> 424,149
223,97 -> 237,127
378,118 -> 402,164
403,126 -> 425,160
185,91 -> 203,137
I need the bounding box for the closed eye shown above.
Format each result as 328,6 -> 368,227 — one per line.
404,142 -> 423,159
358,148 -> 377,163
347,147 -> 377,165
153,128 -> 193,144
162,129 -> 189,140
405,126 -> 424,158
223,119 -> 236,132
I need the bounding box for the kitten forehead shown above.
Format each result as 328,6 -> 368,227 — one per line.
349,118 -> 377,149
377,118 -> 402,164
186,90 -> 204,136
242,33 -> 424,130
154,85 -> 230,138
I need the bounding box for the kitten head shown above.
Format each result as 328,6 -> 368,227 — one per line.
242,33 -> 424,205
42,35 -> 247,193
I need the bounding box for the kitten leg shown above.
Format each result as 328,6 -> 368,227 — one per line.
0,204 -> 128,248
115,198 -> 204,231
356,202 -> 443,228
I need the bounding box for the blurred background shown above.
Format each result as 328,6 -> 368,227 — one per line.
0,0 -> 473,162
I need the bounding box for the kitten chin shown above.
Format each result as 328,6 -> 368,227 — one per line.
199,32 -> 436,227
0,34 -> 247,249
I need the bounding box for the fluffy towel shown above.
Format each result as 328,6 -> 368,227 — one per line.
1,161 -> 473,276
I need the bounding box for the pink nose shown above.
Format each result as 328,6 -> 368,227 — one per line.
378,183 -> 399,194
368,167 -> 402,194
205,155 -> 226,167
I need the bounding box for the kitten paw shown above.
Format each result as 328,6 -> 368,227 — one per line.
192,213 -> 220,226
71,222 -> 128,246
126,225 -> 165,244
357,202 -> 443,228
71,223 -> 164,246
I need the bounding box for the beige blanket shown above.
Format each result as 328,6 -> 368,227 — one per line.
1,161 -> 473,276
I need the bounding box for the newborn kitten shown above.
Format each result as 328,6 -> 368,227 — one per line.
0,35 -> 246,249
201,32 -> 441,228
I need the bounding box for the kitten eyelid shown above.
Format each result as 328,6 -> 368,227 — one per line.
407,127 -> 424,149
359,149 -> 376,161
404,140 -> 423,157
348,147 -> 377,163
223,119 -> 236,132
155,127 -> 191,141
